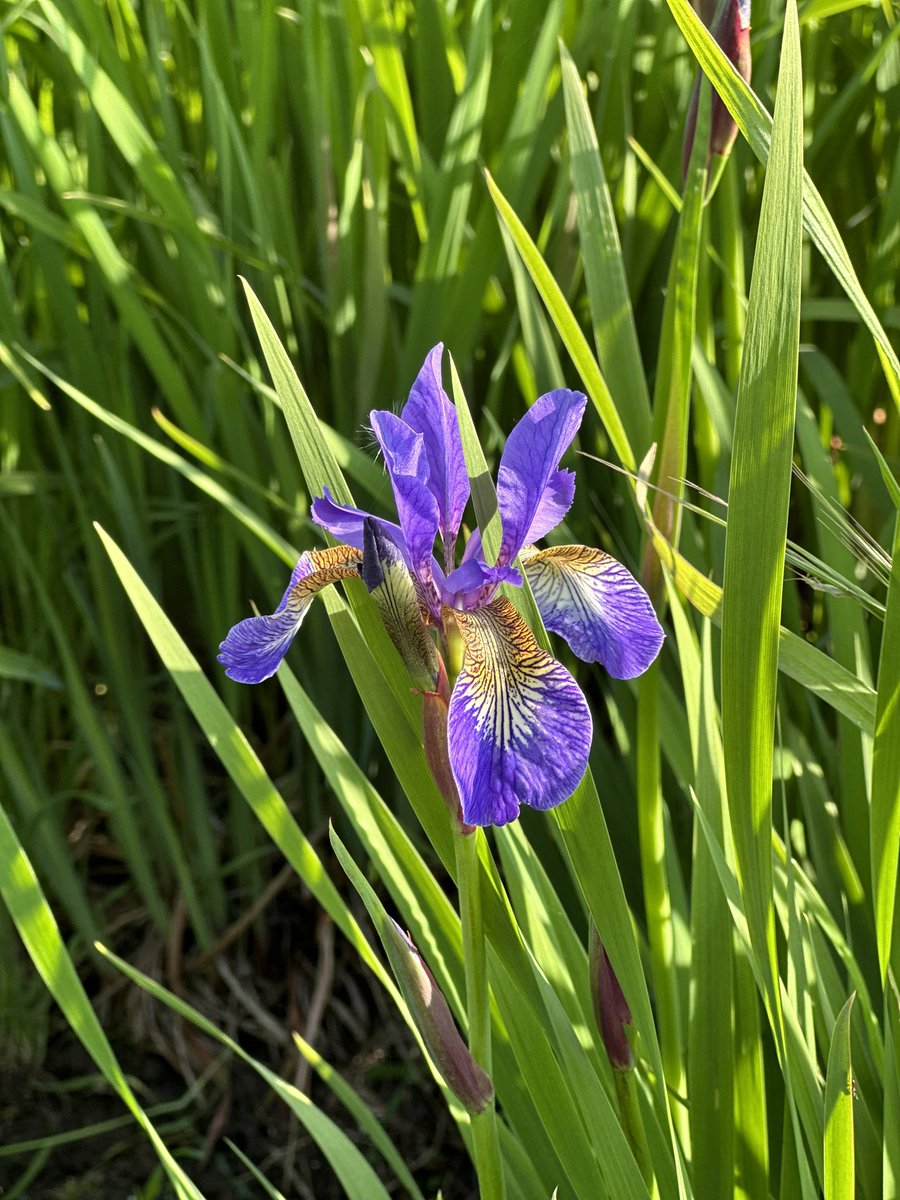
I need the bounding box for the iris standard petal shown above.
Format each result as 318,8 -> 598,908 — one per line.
218,545 -> 362,683
495,390 -> 587,566
310,486 -> 406,556
370,411 -> 441,607
446,597 -> 592,826
523,467 -> 575,544
521,545 -> 664,679
401,344 -> 470,547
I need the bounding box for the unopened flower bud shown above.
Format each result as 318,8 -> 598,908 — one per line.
589,926 -> 634,1071
361,518 -> 440,691
384,919 -> 493,1113
682,0 -> 751,179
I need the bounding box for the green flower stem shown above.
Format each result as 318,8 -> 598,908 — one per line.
637,659 -> 689,1151
455,828 -> 506,1200
613,1068 -> 655,1194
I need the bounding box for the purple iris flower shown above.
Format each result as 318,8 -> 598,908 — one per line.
219,345 -> 664,827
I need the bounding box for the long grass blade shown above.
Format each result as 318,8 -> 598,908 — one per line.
560,45 -> 651,454
0,802 -> 204,1200
97,944 -> 395,1200
663,0 -> 900,399
824,995 -> 856,1200
720,0 -> 803,1032
871,510 -> 900,981
93,523 -> 393,992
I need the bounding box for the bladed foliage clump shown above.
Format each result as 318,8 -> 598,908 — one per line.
0,0 -> 897,1197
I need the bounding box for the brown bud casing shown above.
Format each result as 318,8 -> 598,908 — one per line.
682,0 -> 751,178
589,925 -> 635,1071
385,919 -> 493,1113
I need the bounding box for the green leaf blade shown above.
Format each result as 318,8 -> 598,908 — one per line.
720,0 -> 804,1034
871,511 -> 900,981
824,995 -> 856,1200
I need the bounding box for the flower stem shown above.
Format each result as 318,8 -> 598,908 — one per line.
454,829 -> 505,1200
637,659 -> 690,1153
614,1068 -> 655,1193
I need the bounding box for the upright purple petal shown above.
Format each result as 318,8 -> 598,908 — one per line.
401,345 -> 470,548
460,529 -> 483,564
311,486 -> 406,556
495,390 -> 587,566
522,545 -> 664,679
524,468 -> 576,545
446,597 -> 592,826
370,411 -> 441,611
218,545 -> 362,683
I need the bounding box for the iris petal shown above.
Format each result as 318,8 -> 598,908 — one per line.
441,558 -> 522,610
401,345 -> 470,548
361,519 -> 439,690
218,545 -> 362,683
524,468 -> 575,544
447,597 -> 592,826
522,545 -> 664,679
311,487 -> 406,557
496,390 -> 586,567
370,411 -> 441,611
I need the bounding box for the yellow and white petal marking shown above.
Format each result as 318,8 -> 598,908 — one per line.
521,545 -> 664,679
218,545 -> 361,684
446,597 -> 591,827
282,545 -> 363,611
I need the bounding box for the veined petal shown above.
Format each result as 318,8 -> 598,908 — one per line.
401,345 -> 469,547
218,545 -> 361,683
447,597 -> 592,826
496,390 -> 587,566
525,468 -> 575,544
522,545 -> 664,679
311,487 -> 406,556
370,411 -> 441,610
361,519 -> 439,690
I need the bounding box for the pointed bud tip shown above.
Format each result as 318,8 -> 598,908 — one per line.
590,929 -> 634,1071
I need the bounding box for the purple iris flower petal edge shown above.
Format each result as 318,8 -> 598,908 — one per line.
220,345 -> 664,825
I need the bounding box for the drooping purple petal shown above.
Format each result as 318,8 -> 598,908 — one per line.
522,545 -> 664,679
311,486 -> 406,556
495,390 -> 587,567
447,597 -> 592,826
218,545 -> 362,683
370,411 -> 441,611
401,345 -> 470,548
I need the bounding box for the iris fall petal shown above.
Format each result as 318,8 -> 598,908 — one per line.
218,545 -> 362,683
446,597 -> 592,826
522,545 -> 664,679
